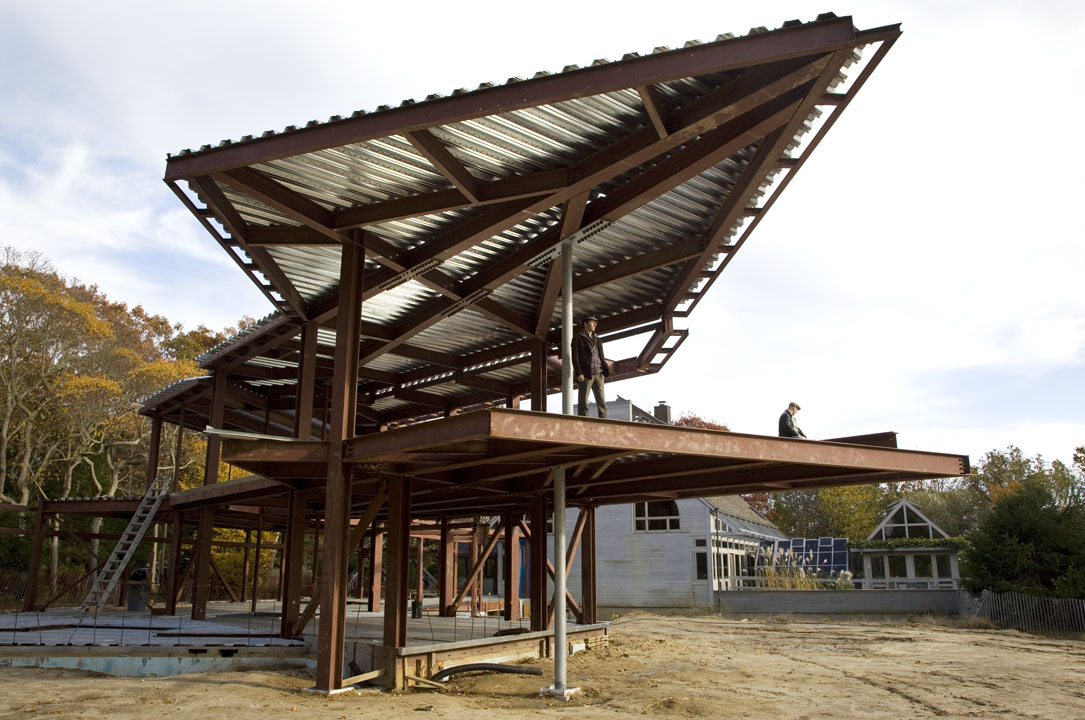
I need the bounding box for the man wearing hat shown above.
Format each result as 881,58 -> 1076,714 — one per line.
779,402 -> 806,438
572,315 -> 609,418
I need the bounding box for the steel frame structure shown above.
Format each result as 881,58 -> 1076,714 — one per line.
14,14 -> 972,694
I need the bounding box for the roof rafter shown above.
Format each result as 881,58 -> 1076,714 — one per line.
405,129 -> 480,203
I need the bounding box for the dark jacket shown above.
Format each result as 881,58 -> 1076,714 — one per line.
572,331 -> 609,379
779,410 -> 806,438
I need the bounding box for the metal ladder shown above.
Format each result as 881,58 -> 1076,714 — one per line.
82,470 -> 173,611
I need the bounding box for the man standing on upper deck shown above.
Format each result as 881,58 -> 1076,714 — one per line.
779,402 -> 806,438
572,315 -> 609,418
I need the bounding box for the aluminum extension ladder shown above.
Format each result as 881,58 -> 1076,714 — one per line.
82,470 -> 173,611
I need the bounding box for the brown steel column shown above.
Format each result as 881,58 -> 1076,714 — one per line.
367,526 -> 383,612
280,490 -> 307,636
357,542 -> 365,601
383,476 -> 412,649
21,504 -> 46,611
310,517 -> 321,599
580,505 -> 597,625
315,235 -> 364,692
191,507 -> 215,620
529,338 -> 548,411
416,538 -> 425,604
438,516 -> 455,616
469,520 -> 480,614
165,512 -> 184,614
503,511 -> 521,621
191,369 -> 226,620
250,513 -> 263,613
294,322 -> 318,440
145,415 -> 162,489
529,495 -> 548,631
240,529 -> 251,603
172,415 -> 184,492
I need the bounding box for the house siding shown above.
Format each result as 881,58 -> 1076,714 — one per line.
555,499 -> 711,608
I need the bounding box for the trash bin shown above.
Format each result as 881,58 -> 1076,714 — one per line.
411,599 -> 423,619
127,566 -> 149,611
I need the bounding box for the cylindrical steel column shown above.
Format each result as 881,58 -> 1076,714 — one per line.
560,239 -> 574,414
552,466 -> 568,691
551,237 -> 574,694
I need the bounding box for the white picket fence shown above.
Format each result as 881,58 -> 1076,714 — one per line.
958,589 -> 1085,633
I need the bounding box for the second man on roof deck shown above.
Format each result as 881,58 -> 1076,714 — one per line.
778,402 -> 806,438
572,316 -> 609,419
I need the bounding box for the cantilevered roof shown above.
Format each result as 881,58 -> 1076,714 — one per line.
180,409 -> 969,520
155,14 -> 900,430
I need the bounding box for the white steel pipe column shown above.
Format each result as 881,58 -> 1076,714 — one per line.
546,237 -> 576,698
560,238 -> 574,414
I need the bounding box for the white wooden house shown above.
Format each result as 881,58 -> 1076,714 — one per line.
531,398 -> 789,609
542,495 -> 785,610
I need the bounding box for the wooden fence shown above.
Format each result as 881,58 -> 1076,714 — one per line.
958,589 -> 1085,633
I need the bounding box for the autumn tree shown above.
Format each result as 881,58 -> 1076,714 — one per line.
0,249 -> 244,587
0,250 -> 116,505
960,477 -> 1085,598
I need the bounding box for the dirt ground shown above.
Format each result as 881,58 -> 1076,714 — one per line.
0,613 -> 1082,719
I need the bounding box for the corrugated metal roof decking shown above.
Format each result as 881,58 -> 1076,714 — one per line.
153,15 -> 899,430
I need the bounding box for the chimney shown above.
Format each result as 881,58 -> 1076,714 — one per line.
653,401 -> 672,424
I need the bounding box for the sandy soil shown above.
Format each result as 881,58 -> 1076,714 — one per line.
1,613 -> 1082,719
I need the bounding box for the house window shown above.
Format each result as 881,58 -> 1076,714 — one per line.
888,555 -> 907,578
936,554 -> 951,578
634,501 -> 680,531
914,554 -> 933,578
695,552 -> 708,580
871,556 -> 886,579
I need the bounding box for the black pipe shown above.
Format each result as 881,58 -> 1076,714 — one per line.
429,663 -> 543,683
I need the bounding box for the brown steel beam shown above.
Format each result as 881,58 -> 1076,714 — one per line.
315,237 -> 364,692
280,490 -> 308,636
346,54 -> 831,339
21,504 -> 45,611
192,369 -> 227,620
674,34 -> 902,320
580,505 -> 597,624
333,169 -> 568,229
216,168 -> 342,243
446,519 -> 504,614
191,176 -> 310,319
534,259 -> 562,337
367,525 -> 383,612
547,509 -> 587,626
165,180 -> 291,317
294,322 -> 319,439
638,84 -> 670,138
406,129 -> 480,203
293,486 -> 386,636
145,415 -> 162,490
437,516 -> 455,617
383,476 -> 412,656
528,495 -> 548,631
587,91 -> 804,224
502,510 -> 521,621
573,237 -> 713,293
250,514 -> 263,612
165,512 -> 184,615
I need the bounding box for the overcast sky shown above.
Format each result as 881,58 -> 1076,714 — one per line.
1,1 -> 1082,468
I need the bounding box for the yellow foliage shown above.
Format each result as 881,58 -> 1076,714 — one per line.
58,372 -> 123,398
128,359 -> 199,391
